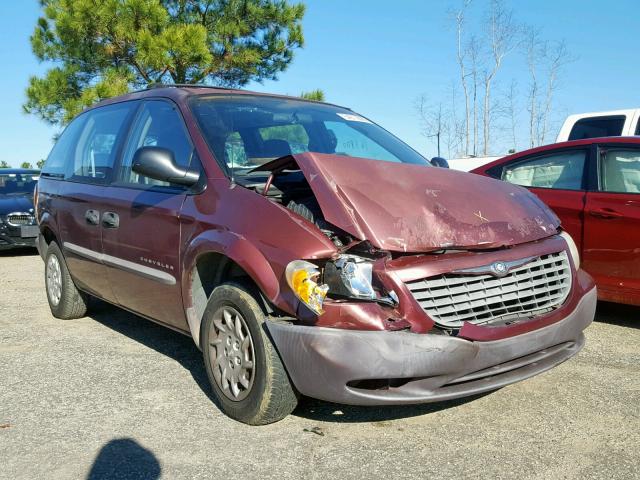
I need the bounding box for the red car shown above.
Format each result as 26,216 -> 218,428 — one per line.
472,137 -> 640,306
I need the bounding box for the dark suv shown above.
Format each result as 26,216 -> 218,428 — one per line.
36,86 -> 596,424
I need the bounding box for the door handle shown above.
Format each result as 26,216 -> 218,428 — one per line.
587,208 -> 623,219
85,209 -> 100,225
102,211 -> 120,228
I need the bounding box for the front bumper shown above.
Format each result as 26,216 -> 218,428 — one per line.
0,231 -> 38,250
267,286 -> 596,405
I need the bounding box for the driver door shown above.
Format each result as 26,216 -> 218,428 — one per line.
100,99 -> 198,329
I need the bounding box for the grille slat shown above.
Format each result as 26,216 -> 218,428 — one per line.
6,213 -> 35,226
410,261 -> 569,296
405,251 -> 572,328
419,273 -> 571,307
414,269 -> 570,302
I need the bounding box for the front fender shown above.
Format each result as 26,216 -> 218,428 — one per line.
181,228 -> 287,346
182,229 -> 281,304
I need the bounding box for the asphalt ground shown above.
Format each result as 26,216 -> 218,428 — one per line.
1,248 -> 639,479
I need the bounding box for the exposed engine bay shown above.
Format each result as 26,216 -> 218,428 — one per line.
235,160 -> 355,250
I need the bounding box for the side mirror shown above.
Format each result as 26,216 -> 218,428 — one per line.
132,147 -> 200,187
431,157 -> 449,168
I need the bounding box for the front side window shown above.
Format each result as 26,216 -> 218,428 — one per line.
568,116 -> 625,141
69,103 -> 133,183
599,149 -> 640,193
501,151 -> 586,190
118,100 -> 194,187
190,95 -> 428,178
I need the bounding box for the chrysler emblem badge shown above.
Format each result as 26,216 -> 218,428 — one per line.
491,261 -> 508,277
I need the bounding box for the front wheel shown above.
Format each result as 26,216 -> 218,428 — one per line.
202,282 -> 298,425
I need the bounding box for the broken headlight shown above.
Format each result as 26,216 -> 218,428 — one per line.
324,255 -> 377,300
285,260 -> 329,315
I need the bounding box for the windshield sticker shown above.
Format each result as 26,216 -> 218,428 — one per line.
337,113 -> 372,123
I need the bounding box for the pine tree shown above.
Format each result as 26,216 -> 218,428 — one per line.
25,0 -> 306,126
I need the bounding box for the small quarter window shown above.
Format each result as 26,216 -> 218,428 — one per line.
501,151 -> 586,190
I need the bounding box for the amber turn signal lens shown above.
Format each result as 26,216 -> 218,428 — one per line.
285,260 -> 329,315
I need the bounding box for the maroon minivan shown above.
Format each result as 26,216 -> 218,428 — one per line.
36,86 -> 596,424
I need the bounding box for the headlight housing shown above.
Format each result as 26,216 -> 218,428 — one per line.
285,255 -> 398,316
559,231 -> 580,270
285,260 -> 329,315
324,255 -> 377,300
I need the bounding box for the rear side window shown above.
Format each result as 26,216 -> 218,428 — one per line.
118,100 -> 194,188
568,116 -> 625,141
599,149 -> 640,193
41,115 -> 88,178
501,151 -> 586,191
69,103 -> 134,183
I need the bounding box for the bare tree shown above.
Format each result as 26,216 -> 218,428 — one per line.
524,26 -> 543,148
505,80 -> 519,152
467,35 -> 481,155
448,81 -> 465,156
481,0 -> 518,155
538,40 -> 573,144
416,95 -> 445,157
524,27 -> 574,147
431,1 -> 573,156
453,2 -> 473,155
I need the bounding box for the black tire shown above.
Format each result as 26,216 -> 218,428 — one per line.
44,241 -> 88,319
202,282 -> 298,425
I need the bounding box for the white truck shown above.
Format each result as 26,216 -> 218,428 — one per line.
447,156 -> 502,172
448,109 -> 640,172
556,108 -> 640,142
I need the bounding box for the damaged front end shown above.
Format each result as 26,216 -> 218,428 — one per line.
247,152 -> 580,338
236,151 -> 596,406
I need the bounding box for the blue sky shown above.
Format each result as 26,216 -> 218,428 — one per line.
1,0 -> 639,167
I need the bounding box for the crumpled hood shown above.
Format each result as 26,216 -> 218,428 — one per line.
0,194 -> 34,216
275,153 -> 560,252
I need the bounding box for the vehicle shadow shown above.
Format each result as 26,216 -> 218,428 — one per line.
595,301 -> 640,329
0,247 -> 38,257
87,300 -> 491,424
293,392 -> 492,424
87,299 -> 216,403
86,438 -> 160,480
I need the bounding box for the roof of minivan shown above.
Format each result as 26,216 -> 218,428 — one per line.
474,136 -> 640,173
85,84 -> 347,112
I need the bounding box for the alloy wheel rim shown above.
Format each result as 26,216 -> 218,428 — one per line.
46,255 -> 62,306
208,306 -> 255,401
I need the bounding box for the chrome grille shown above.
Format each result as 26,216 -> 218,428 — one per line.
405,251 -> 572,328
6,213 -> 35,226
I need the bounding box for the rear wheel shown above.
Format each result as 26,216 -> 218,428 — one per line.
202,282 -> 298,425
45,242 -> 88,319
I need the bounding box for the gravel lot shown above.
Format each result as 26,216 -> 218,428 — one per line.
1,249 -> 639,480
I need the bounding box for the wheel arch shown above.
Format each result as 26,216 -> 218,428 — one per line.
182,230 -> 283,348
38,213 -> 60,260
